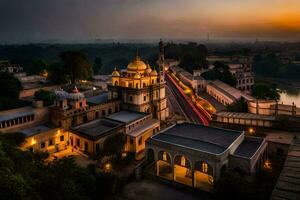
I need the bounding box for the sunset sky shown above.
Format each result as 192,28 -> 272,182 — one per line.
0,0 -> 300,43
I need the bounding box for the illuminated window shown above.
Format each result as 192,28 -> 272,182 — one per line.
181,156 -> 186,166
202,162 -> 208,173
163,152 -> 167,161
60,135 -> 64,142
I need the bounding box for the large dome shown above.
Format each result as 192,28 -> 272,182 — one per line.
127,56 -> 147,72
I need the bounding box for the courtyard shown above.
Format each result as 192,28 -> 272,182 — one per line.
116,179 -> 212,200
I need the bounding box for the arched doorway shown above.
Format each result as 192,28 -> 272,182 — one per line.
174,155 -> 192,186
194,161 -> 214,191
157,151 -> 172,180
114,81 -> 118,86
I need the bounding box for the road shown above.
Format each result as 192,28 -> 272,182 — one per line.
166,74 -> 208,124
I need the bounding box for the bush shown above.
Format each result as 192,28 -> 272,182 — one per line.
34,89 -> 55,106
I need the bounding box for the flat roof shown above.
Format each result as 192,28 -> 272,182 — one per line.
209,80 -> 254,101
20,125 -> 54,137
0,109 -> 34,122
151,123 -> 243,155
272,138 -> 300,200
106,110 -> 148,124
233,137 -> 264,158
71,119 -> 123,140
216,111 -> 276,121
86,92 -> 108,104
127,119 -> 159,137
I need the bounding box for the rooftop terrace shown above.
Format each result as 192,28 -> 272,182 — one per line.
106,110 -> 148,124
151,123 -> 243,155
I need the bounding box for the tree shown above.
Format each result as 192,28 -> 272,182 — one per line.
34,89 -> 55,106
94,57 -> 102,74
252,83 -> 280,100
226,97 -> 248,112
47,62 -> 69,84
103,133 -> 125,156
26,59 -> 48,75
60,51 -> 92,84
0,72 -> 22,100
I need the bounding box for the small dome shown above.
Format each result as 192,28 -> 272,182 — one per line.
127,56 -> 147,71
112,68 -> 120,77
145,64 -> 152,74
54,89 -> 69,100
68,86 -> 85,101
150,69 -> 158,76
134,72 -> 141,79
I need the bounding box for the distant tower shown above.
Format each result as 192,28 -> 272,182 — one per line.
159,39 -> 165,63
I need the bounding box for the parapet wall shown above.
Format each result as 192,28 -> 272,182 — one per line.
248,100 -> 300,116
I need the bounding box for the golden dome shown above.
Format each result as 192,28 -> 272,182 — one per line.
145,64 -> 152,74
150,69 -> 158,76
127,56 -> 147,72
112,68 -> 120,77
134,72 -> 141,79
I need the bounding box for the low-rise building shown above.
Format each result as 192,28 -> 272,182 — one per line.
206,80 -> 254,106
106,110 -> 160,159
20,125 -> 68,153
145,122 -> 267,192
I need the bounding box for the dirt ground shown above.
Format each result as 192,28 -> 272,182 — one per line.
115,179 -> 212,200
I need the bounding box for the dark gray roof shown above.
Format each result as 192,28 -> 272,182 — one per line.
20,125 -> 53,137
272,138 -> 300,200
151,123 -> 243,154
86,92 -> 108,104
0,110 -> 34,122
71,119 -> 123,140
106,110 -> 148,123
233,137 -> 264,158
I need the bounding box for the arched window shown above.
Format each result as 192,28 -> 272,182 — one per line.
114,80 -> 118,86
143,83 -> 146,88
136,83 -> 139,88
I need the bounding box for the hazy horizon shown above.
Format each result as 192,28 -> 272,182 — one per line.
1,0 -> 300,44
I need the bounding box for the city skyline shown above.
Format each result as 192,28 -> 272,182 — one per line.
1,0 -> 300,43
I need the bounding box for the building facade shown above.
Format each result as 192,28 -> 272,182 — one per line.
109,55 -> 169,120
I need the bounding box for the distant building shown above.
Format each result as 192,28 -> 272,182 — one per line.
207,56 -> 255,94
146,122 -> 267,192
0,60 -> 23,73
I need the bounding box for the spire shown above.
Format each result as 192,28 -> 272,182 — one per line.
135,49 -> 140,60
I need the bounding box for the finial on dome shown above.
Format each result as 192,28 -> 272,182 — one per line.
72,86 -> 79,93
135,49 -> 140,60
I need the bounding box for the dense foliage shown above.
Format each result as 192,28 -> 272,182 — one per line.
252,82 -> 280,100
165,42 -> 208,72
253,53 -> 300,79
59,51 -> 92,83
0,132 -> 121,200
226,97 -> 248,112
0,72 -> 28,110
103,133 -> 125,156
201,61 -> 237,86
34,89 -> 55,106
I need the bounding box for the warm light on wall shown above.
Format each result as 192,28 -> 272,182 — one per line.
248,127 -> 255,134
31,137 -> 36,145
202,162 -> 208,173
264,159 -> 272,170
105,163 -> 112,171
181,156 -> 186,166
163,152 -> 167,161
